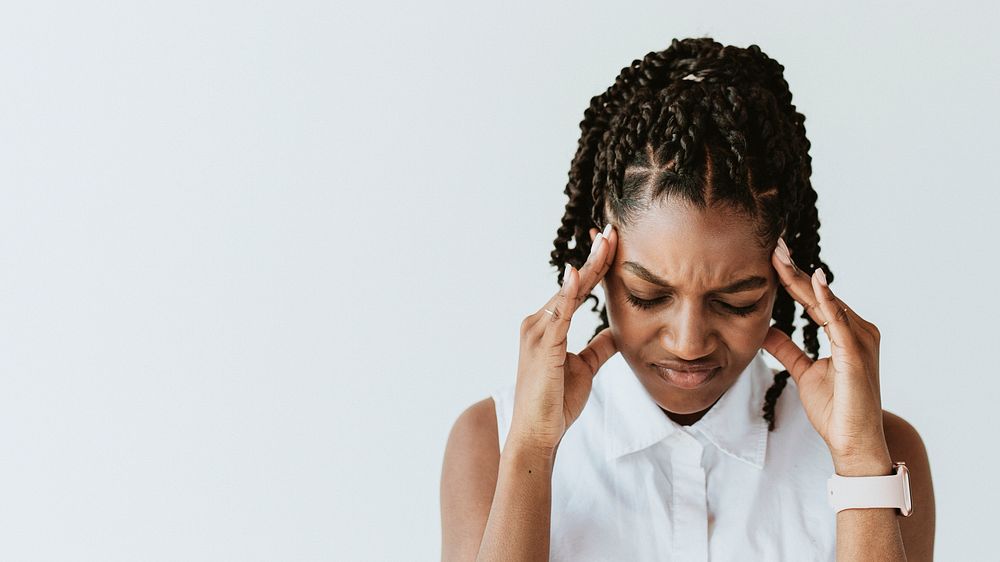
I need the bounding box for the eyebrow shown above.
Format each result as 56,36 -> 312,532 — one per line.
622,261 -> 769,294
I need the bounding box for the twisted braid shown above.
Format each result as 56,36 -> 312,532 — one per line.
549,37 -> 831,432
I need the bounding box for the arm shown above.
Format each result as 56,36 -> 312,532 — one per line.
440,399 -> 501,561
885,411 -> 936,561
834,411 -> 936,562
833,450 -> 907,561
442,227 -> 619,561
440,398 -> 559,562
475,440 -> 557,561
763,244 -> 935,561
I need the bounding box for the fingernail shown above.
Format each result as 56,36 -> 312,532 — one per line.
774,240 -> 793,266
815,268 -> 828,287
602,223 -> 613,238
590,233 -> 604,256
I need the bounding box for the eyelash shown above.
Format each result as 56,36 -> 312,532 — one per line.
625,293 -> 760,317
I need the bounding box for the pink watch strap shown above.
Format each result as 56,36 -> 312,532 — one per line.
826,461 -> 912,516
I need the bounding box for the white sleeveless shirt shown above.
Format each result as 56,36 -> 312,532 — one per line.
490,350 -> 837,561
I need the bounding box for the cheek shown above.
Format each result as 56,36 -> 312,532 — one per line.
721,319 -> 768,349
736,301 -> 775,350
602,287 -> 650,343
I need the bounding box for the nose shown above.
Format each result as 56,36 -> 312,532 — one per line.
660,300 -> 717,360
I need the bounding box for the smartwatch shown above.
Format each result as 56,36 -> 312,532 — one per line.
827,461 -> 913,517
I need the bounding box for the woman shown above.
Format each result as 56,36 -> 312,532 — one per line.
440,37 -> 935,561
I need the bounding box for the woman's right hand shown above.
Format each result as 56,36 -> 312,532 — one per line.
506,223 -> 620,454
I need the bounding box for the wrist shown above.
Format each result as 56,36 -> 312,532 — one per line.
832,448 -> 894,476
505,434 -> 559,462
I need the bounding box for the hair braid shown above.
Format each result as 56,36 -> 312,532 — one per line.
549,37 -> 831,432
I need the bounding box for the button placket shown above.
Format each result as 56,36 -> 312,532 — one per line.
669,429 -> 708,561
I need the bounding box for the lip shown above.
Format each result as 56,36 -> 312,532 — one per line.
651,363 -> 720,390
653,361 -> 720,371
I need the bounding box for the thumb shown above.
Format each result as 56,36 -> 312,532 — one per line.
761,325 -> 811,385
577,327 -> 618,377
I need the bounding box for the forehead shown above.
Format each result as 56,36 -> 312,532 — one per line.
615,199 -> 770,286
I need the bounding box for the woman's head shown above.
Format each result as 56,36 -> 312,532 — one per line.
551,37 -> 832,430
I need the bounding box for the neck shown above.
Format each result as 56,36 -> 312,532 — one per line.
660,393 -> 724,426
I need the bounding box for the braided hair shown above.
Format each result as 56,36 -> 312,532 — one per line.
549,37 -> 833,432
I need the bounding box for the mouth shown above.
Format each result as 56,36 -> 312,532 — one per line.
651,363 -> 720,390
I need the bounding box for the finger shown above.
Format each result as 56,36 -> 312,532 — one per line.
772,240 -> 881,360
570,223 -> 617,312
540,263 -> 578,351
576,326 -> 619,378
827,289 -> 879,344
810,268 -> 861,355
771,237 -> 828,326
826,293 -> 878,344
771,238 -> 875,339
761,325 -> 812,385
532,223 -> 617,329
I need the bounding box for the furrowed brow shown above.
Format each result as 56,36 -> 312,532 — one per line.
622,261 -> 768,294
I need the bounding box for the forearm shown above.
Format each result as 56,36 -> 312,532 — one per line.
834,452 -> 907,562
476,441 -> 556,562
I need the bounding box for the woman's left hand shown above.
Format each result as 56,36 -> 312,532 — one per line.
762,237 -> 891,474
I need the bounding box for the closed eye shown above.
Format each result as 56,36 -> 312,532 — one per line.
625,293 -> 761,317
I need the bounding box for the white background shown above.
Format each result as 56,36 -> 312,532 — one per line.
1,1 -> 996,560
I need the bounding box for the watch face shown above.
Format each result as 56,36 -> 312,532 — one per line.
897,462 -> 913,516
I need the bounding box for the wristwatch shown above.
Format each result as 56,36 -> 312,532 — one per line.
827,461 -> 912,517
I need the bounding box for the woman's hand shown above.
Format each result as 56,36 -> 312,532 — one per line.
507,224 -> 620,455
762,237 -> 891,473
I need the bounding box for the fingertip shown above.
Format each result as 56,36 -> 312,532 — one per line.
810,268 -> 827,294
770,250 -> 784,269
815,267 -> 829,288
604,230 -> 618,261
589,233 -> 604,258
762,325 -> 787,346
773,245 -> 794,269
565,263 -> 578,291
762,325 -> 777,343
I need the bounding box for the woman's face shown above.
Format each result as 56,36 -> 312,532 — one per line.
595,198 -> 779,421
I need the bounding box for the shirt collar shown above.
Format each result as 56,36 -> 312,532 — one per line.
601,351 -> 770,470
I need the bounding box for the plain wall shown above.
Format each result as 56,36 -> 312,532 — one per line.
1,0 -> 996,560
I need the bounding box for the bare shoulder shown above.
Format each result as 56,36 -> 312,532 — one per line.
440,397 -> 501,562
883,409 -> 936,562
